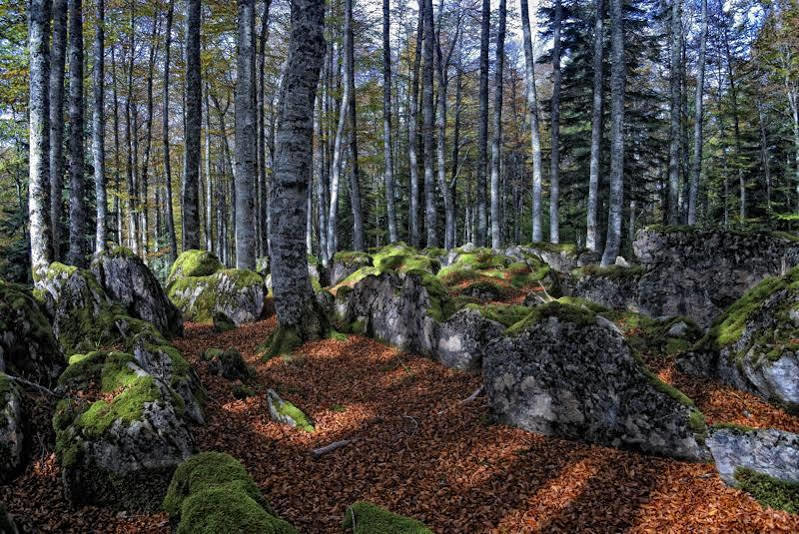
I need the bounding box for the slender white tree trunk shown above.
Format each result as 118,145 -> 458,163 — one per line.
490,0 -> 506,250
667,0 -> 682,224
50,0 -> 67,260
520,0 -> 543,242
476,0 -> 490,246
422,0 -> 437,248
549,0 -> 562,244
586,0 -> 604,251
382,0 -> 398,243
688,0 -> 707,225
93,0 -> 107,254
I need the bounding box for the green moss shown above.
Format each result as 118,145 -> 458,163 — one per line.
333,251 -> 373,265
58,351 -> 111,389
709,276 -> 786,348
163,451 -> 267,517
203,348 -> 224,361
407,270 -> 458,322
0,372 -> 14,399
339,266 -> 379,286
349,319 -> 367,335
688,409 -> 708,445
270,392 -> 314,432
262,326 -> 302,360
710,422 -> 757,434
168,269 -> 265,324
167,249 -> 223,284
342,501 -> 433,534
328,329 -> 349,341
526,241 -> 578,254
465,303 -> 531,328
734,467 -> 799,514
437,266 -> 481,285
505,300 -> 597,335
76,376 -> 161,437
177,485 -> 297,534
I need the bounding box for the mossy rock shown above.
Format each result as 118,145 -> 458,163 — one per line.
342,501 -> 433,534
207,348 -> 253,381
266,389 -> 314,432
465,303 -> 532,329
505,300 -> 598,335
167,250 -> 223,287
734,467 -> 799,514
168,269 -> 266,325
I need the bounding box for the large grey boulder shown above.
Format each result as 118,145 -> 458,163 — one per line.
330,251 -> 373,286
54,351 -> 195,511
707,427 -> 799,486
571,266 -> 643,312
436,308 -> 505,371
0,280 -> 64,385
91,247 -> 183,338
483,302 -> 709,460
678,270 -> 799,411
0,375 -> 22,481
168,269 -> 266,326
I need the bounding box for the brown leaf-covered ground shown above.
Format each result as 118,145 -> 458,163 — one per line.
4,316 -> 799,533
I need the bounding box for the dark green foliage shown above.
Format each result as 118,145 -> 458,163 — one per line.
734,467 -> 799,514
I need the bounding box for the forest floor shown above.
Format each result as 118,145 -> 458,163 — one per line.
5,316 -> 799,533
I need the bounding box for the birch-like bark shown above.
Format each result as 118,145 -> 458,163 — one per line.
687,0 -> 706,225
204,85 -> 213,251
422,0 -> 437,248
50,0 -> 67,259
408,8 -> 423,247
29,0 -> 53,279
163,0 -> 178,262
344,0 -> 364,251
140,12 -> 160,261
235,0 -> 257,268
382,0 -> 398,243
112,47 -> 122,245
183,0 -> 202,250
257,0 -> 272,256
586,0 -> 604,250
67,0 -> 88,267
667,0 -> 682,224
326,86 -> 349,261
600,0 -> 624,266
269,0 -> 328,339
520,0 -> 543,242
549,0 -> 562,244
93,0 -> 107,254
476,0 -> 490,246
125,3 -> 139,254
490,0 -> 506,250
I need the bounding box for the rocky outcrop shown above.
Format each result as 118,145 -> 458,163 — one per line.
330,251 -> 372,286
707,426 -> 799,486
483,302 -> 709,460
677,270 -> 799,411
168,269 -> 266,326
436,308 -> 505,371
0,280 -> 64,385
0,375 -> 23,481
54,351 -> 195,511
571,266 -> 643,313
91,247 -> 183,338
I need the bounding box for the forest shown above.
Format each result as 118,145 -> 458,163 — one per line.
1,0 -> 799,531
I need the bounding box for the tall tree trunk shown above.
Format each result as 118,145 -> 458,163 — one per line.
269,0 -> 328,346
93,0 -> 107,254
204,85 -> 213,251
67,0 -> 88,267
490,0 -> 506,250
140,12 -> 160,261
667,0 -> 681,224
382,0 -> 398,243
183,0 -> 202,250
315,93 -> 328,258
50,0 -> 67,260
326,76 -> 349,261
600,0 -> 624,266
112,46 -> 122,246
344,0 -> 364,251
408,7 -> 423,247
257,0 -> 272,257
235,0 -> 257,268
163,0 -> 178,262
549,0 -> 562,244
125,2 -> 139,254
721,23 -> 744,220
450,50 -> 463,248
422,0 -> 437,248
756,95 -> 771,212
520,0 -> 543,242
476,0 -> 489,246
29,0 -> 53,279
688,0 -> 706,225
586,0 -> 604,250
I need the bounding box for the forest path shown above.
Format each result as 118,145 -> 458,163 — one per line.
170,318 -> 799,533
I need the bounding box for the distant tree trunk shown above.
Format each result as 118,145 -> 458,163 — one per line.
140,12 -> 160,261
408,7 -> 423,247
721,23 -> 744,220
125,2 -> 139,254
688,0 -> 706,225
29,0 -> 53,278
204,86 -> 213,251
67,0 -> 88,267
326,77 -> 349,261
183,0 -> 202,250
382,0 -> 398,243
112,47 -> 122,245
93,0 -> 107,254
476,0 -> 489,246
586,0 -> 604,251
450,50 -> 463,248
344,0 -> 364,251
667,0 -> 681,225
520,0 -> 543,242
235,0 -> 257,268
490,0 -> 506,250
163,0 -> 178,262
257,0 -> 272,256
50,0 -> 67,260
269,0 -> 328,342
435,3 -> 458,250
421,0 -> 437,248
315,94 -> 329,258
600,0 -> 624,266
549,0 -> 562,244
756,95 -> 771,212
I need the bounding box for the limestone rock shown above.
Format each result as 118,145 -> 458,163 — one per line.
483,302 -> 708,460
207,349 -> 252,381
707,427 -> 799,486
0,280 -> 64,384
571,266 -> 642,312
330,251 -> 373,286
168,269 -> 266,326
0,375 -> 23,481
266,389 -> 314,432
91,247 -> 183,338
166,250 -> 223,288
436,308 -> 505,371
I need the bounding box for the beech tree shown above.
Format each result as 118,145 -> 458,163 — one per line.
183,0 -> 202,251
93,0 -> 106,253
66,0 -> 87,267
49,0 -> 67,260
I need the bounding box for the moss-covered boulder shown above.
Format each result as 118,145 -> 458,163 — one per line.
207,348 -> 252,381
678,269 -> 799,411
168,269 -> 266,326
0,374 -> 23,481
266,389 -> 314,432
330,251 -> 373,286
570,265 -> 645,313
0,279 -> 64,385
166,250 -> 224,287
342,501 -> 433,534
91,247 -> 183,338
512,242 -> 580,273
436,307 -> 505,371
483,301 -> 709,460
163,452 -> 297,534
54,351 -> 195,511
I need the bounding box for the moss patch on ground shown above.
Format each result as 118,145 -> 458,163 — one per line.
734,467 -> 799,514
342,501 -> 433,534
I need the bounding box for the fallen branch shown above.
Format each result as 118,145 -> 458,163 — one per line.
312,438 -> 358,459
6,375 -> 60,397
436,385 -> 484,415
